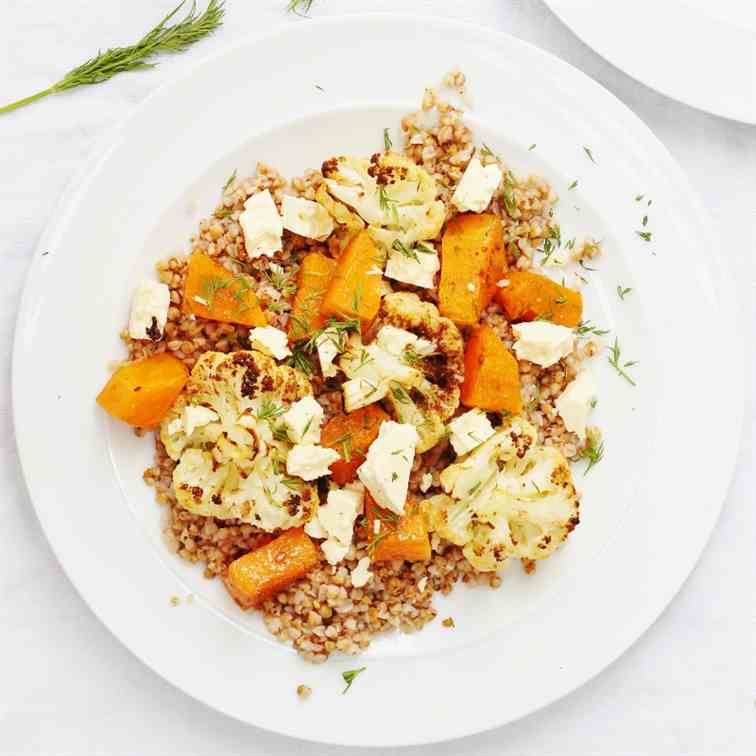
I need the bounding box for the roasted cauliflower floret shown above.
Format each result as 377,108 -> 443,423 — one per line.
320,153 -> 445,250
373,292 -> 464,452
160,350 -> 319,531
424,418 -> 580,571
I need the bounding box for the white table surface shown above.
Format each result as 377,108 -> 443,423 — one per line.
1,1 -> 754,754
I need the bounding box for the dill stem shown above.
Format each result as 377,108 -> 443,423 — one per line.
0,86 -> 56,114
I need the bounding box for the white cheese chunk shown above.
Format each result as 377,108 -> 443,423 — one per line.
512,321 -> 574,368
350,557 -> 372,587
182,405 -> 218,437
286,444 -> 339,481
249,325 -> 291,360
306,486 -> 363,565
238,189 -> 283,259
448,409 -> 496,456
384,245 -> 440,289
128,280 -> 170,341
315,330 -> 341,378
555,369 -> 597,441
281,195 -> 334,241
417,576 -> 428,592
357,421 -> 419,515
451,157 -> 502,213
282,395 -> 324,444
166,418 -> 183,436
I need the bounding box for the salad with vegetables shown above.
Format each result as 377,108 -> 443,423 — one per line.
96,72 -> 606,663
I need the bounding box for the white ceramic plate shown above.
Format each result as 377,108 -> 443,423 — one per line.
544,0 -> 756,124
13,14 -> 743,746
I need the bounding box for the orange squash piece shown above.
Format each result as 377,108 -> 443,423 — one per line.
496,270 -> 582,327
287,252 -> 337,341
182,252 -> 267,327
96,353 -> 189,427
461,325 -> 522,413
320,405 -> 390,485
363,492 -> 431,563
439,213 -> 505,327
224,528 -> 320,609
320,230 -> 382,332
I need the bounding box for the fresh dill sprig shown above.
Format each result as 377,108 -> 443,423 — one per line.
0,1 -> 225,116
636,230 -> 652,242
528,143 -> 537,151
583,146 -> 597,164
608,338 -> 638,386
287,0 -> 314,15
576,437 -> 604,474
383,128 -> 392,151
568,180 -> 578,190
256,399 -> 285,422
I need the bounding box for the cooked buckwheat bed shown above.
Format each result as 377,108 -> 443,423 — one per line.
107,71 -> 603,662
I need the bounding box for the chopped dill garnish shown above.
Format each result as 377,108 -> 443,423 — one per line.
341,666 -> 366,694
222,169 -> 237,193
616,285 -> 632,300
575,320 -> 610,337
583,146 -> 596,163
608,338 -> 637,386
383,128 -> 392,150
576,437 -> 604,474
636,231 -> 652,242
568,180 -> 578,190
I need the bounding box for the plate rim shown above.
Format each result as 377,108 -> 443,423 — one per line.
11,12 -> 745,745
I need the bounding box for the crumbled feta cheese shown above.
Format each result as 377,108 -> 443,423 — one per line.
417,576 -> 428,593
466,282 -> 476,293
384,245 -> 440,289
350,557 -> 372,587
419,472 -> 433,493
555,369 -> 597,440
512,322 -> 575,368
451,157 -> 502,213
281,195 -> 334,241
315,330 -> 341,378
305,486 -> 363,565
357,421 -> 419,515
181,405 -> 218,436
448,409 -> 495,456
238,189 -> 283,259
282,396 -> 324,444
496,278 -> 510,288
249,325 -> 291,360
286,444 -> 339,481
128,280 -> 170,341
342,378 -> 386,413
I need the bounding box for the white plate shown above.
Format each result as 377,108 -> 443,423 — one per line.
12,14 -> 743,746
544,0 -> 756,124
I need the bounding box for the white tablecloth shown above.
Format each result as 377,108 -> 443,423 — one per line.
1,1 -> 753,754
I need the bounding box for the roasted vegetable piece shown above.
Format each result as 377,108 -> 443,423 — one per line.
96,353 -> 189,428
224,528 -> 320,609
439,213 -> 505,327
461,325 -> 522,413
320,230 -> 382,333
363,492 -> 431,563
497,270 -> 582,327
320,405 -> 390,485
287,252 -> 337,342
182,252 -> 267,327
